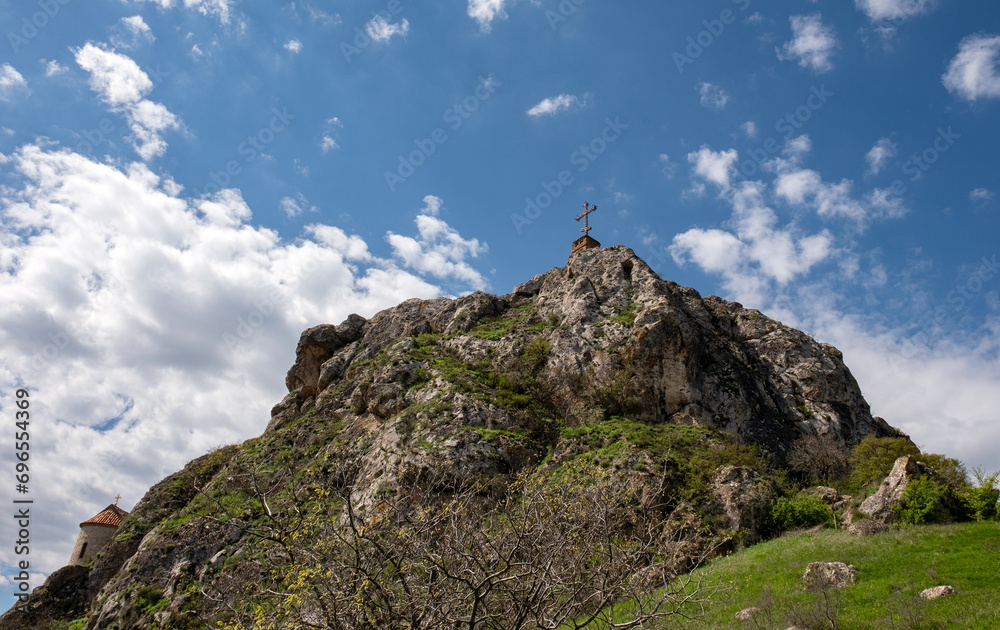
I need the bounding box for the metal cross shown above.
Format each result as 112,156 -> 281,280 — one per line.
114,494 -> 121,506
576,202 -> 597,236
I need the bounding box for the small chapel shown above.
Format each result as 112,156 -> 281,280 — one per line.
68,499 -> 129,566
571,202 -> 601,255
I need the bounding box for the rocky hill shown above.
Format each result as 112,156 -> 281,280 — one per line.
2,245 -> 904,630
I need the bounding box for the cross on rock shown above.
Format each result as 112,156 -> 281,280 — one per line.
576,202 -> 597,236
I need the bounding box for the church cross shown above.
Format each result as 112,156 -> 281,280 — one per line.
114,494 -> 121,506
576,202 -> 597,236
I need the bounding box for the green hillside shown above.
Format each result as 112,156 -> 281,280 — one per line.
667,522 -> 1000,629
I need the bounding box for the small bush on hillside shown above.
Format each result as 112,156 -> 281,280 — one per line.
896,478 -> 949,525
961,467 -> 1000,521
916,453 -> 968,489
768,495 -> 832,530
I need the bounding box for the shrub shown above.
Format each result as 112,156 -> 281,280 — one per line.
788,434 -> 849,485
915,453 -> 968,489
896,478 -> 948,525
768,494 -> 833,530
849,436 -> 920,491
962,467 -> 1000,521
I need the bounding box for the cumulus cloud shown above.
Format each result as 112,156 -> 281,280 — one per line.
674,136 -> 910,304
942,34 -> 1000,101
468,0 -> 509,32
777,14 -> 838,74
284,39 -> 303,53
697,82 -> 729,110
0,64 -> 27,101
0,145 -> 487,578
741,121 -> 758,139
687,145 -> 739,190
865,137 -> 897,175
74,43 -> 180,161
526,93 -> 585,117
854,0 -> 937,21
365,15 -> 410,42
386,196 -> 488,290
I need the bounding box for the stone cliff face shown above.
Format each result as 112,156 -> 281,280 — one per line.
1,246 -> 903,630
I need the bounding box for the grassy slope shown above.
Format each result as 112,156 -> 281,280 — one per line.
664,522 -> 1000,629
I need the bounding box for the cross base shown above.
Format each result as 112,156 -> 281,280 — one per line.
571,234 -> 602,255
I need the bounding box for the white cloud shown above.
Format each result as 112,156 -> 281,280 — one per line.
741,121 -> 758,139
865,137 -> 897,176
386,197 -> 488,291
284,39 -> 303,53
658,153 -> 676,179
777,13 -> 838,74
111,15 -> 155,49
854,0 -> 937,21
42,59 -> 68,77
970,188 -> 994,204
0,145 -> 488,578
674,137 -> 911,303
468,0 -> 509,32
365,15 -> 410,42
130,0 -> 234,24
0,64 -> 27,101
697,82 -> 729,110
280,193 -> 315,218
687,145 -> 739,190
942,34 -> 1000,102
526,93 -> 584,117
320,135 -> 339,154
74,43 -> 180,161
327,116 -> 343,127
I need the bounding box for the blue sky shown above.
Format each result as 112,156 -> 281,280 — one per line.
1,0 -> 999,605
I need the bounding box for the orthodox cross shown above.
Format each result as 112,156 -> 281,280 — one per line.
576,202 -> 597,236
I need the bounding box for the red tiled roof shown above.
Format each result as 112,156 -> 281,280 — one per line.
80,504 -> 129,528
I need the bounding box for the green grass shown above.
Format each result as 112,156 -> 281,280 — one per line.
664,522 -> 1000,629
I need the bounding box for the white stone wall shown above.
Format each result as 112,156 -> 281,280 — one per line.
68,524 -> 117,566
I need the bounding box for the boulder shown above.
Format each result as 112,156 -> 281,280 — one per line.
920,585 -> 956,599
708,466 -> 775,545
801,562 -> 857,592
848,520 -> 888,537
735,607 -> 759,620
859,455 -> 938,522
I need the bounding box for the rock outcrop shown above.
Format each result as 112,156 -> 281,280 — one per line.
1,246 -> 906,630
859,455 -> 939,522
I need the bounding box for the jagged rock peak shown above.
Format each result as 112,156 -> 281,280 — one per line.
276,244 -> 900,455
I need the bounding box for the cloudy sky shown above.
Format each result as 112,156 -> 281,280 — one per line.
1,0 -> 999,604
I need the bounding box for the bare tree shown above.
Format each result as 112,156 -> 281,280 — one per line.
212,460 -> 725,630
